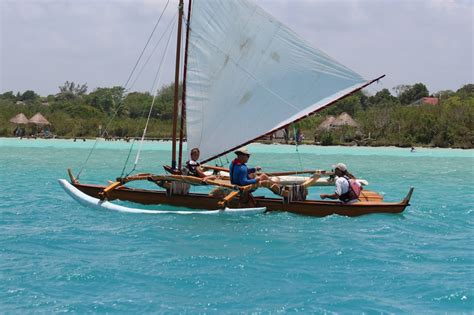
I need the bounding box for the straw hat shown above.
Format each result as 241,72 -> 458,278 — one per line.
332,163 -> 347,172
235,146 -> 250,155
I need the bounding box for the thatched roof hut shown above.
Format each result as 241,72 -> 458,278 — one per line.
332,112 -> 359,128
9,113 -> 29,125
29,112 -> 50,125
318,115 -> 336,131
273,129 -> 287,139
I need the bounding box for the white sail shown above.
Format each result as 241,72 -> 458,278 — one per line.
186,0 -> 370,162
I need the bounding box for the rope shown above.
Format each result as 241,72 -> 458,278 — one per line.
128,13 -> 176,175
76,2 -> 172,179
121,14 -> 178,177
120,139 -> 136,177
129,11 -> 179,91
122,0 -> 171,90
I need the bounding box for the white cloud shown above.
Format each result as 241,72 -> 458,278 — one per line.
0,0 -> 472,95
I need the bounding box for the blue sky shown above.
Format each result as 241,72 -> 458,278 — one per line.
1,0 -> 472,96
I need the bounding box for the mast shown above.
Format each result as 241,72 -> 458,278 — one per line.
178,0 -> 192,170
171,0 -> 184,170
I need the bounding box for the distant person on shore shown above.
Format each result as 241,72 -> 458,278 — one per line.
320,163 -> 361,203
13,127 -> 25,137
230,147 -> 269,186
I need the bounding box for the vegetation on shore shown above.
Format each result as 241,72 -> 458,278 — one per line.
0,81 -> 472,148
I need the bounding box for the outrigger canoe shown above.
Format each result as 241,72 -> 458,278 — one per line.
60,1 -> 414,217
61,169 -> 414,217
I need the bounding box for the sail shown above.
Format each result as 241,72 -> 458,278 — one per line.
186,0 -> 370,162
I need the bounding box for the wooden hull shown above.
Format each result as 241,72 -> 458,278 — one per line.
72,182 -> 412,217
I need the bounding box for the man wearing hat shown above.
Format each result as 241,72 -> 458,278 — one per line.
229,146 -> 269,186
320,163 -> 360,202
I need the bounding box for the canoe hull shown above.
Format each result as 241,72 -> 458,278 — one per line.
71,182 -> 411,217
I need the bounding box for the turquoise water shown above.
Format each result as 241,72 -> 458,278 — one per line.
1,138 -> 473,313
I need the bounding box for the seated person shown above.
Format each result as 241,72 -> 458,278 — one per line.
185,148 -> 207,178
320,163 -> 361,203
229,147 -> 269,186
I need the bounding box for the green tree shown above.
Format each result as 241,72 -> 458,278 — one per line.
367,88 -> 399,107
56,81 -> 88,100
456,84 -> 474,98
323,92 -> 363,116
398,83 -> 429,105
123,92 -> 154,118
86,86 -> 125,114
154,83 -> 180,120
20,90 -> 39,102
0,91 -> 16,102
433,90 -> 454,100
392,84 -> 411,97
320,132 -> 334,145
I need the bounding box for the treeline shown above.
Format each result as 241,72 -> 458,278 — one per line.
0,81 -> 473,148
0,82 -> 179,138
301,83 -> 474,148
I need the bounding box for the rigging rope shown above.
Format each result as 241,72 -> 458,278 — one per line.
120,14 -> 179,177
122,0 -> 171,90
126,13 -> 177,176
129,11 -> 179,91
76,2 -> 172,180
120,139 -> 136,177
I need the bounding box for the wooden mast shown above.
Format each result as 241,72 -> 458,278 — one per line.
171,0 -> 184,170
178,0 -> 192,170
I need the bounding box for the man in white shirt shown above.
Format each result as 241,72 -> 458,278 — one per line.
320,163 -> 359,202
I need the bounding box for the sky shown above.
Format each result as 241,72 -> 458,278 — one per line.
0,0 -> 473,97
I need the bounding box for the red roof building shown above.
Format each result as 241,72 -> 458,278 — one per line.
411,97 -> 439,106
420,97 -> 439,105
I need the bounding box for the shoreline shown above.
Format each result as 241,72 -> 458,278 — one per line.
1,136 -> 472,151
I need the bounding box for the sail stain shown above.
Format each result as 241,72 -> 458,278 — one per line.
212,55 -> 230,79
271,52 -> 280,62
240,38 -> 251,51
239,91 -> 253,104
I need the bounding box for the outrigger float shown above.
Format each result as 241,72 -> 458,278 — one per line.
60,0 -> 413,217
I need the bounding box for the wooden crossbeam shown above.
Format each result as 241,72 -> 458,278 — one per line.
98,181 -> 123,200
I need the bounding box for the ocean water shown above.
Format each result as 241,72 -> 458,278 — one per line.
1,138 -> 473,313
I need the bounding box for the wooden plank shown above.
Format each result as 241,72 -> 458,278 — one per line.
217,191 -> 240,207
99,181 -> 123,200
358,190 -> 383,202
